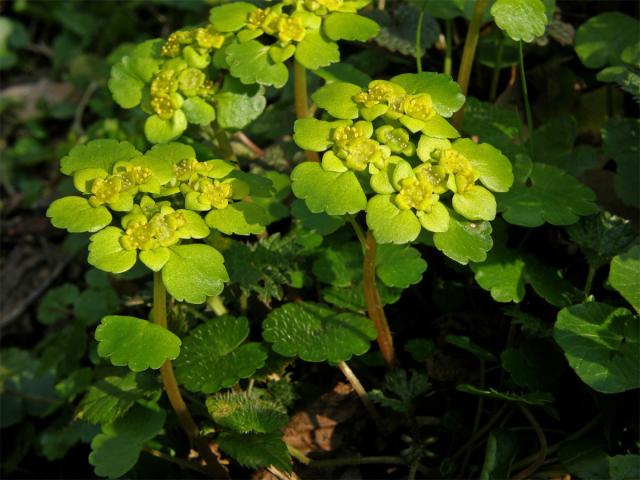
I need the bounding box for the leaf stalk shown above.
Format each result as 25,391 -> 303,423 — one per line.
293,60 -> 320,162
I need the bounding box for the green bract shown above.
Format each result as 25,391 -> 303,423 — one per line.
211,0 -> 378,86
292,76 -> 513,249
48,139 -> 274,303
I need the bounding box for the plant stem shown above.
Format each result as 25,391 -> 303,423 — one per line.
211,121 -> 236,162
377,0 -> 385,10
152,272 -> 228,479
142,446 -> 211,477
451,404 -> 510,459
512,405 -> 548,480
363,231 -> 396,368
208,295 -> 228,316
584,264 -> 596,297
459,359 -> 486,476
347,215 -> 367,250
489,32 -> 505,101
293,60 -> 319,162
337,361 -> 383,428
518,41 -> 535,160
452,0 -> 489,128
444,20 -> 453,76
416,6 -> 426,73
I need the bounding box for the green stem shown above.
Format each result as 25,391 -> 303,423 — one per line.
512,405 -> 548,480
444,19 -> 453,76
347,215 -> 367,250
489,32 -> 505,101
584,265 -> 596,297
416,6 -> 426,73
337,361 -> 383,428
152,273 -> 228,479
363,230 -> 396,368
211,121 -> 236,162
459,359 -> 486,477
208,296 -> 228,316
452,0 -> 489,128
518,41 -> 535,159
293,60 -> 319,162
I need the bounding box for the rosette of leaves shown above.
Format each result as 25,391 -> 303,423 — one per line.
210,0 -> 379,87
46,139 -> 272,303
108,27 -> 266,143
291,74 -> 513,248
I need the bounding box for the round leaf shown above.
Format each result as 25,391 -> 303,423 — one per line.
262,302 -> 377,363
451,138 -> 513,192
215,91 -> 266,130
452,185 -> 497,221
205,203 -> 268,235
323,13 -> 380,42
95,316 -> 181,371
295,30 -> 340,70
88,227 -> 137,274
162,244 -> 229,304
182,97 -> 216,126
209,2 -> 255,32
390,72 -> 465,117
491,0 -> 547,43
366,194 -> 421,244
60,139 -> 141,175
375,244 -> 427,289
174,316 -> 267,393
433,212 -> 493,265
311,82 -> 362,119
144,111 -> 188,144
575,12 -> 640,69
226,40 -> 288,88
554,302 -> 639,394
47,196 -> 112,233
609,245 -> 640,313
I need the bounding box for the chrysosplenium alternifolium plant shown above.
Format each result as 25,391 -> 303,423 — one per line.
292,74 -> 514,245
46,140 -> 271,304
109,0 -> 378,144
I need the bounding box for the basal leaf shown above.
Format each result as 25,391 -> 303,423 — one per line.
375,244 -> 427,289
575,12 -> 640,69
89,404 -> 165,478
162,244 -> 229,304
226,40 -> 288,88
498,163 -> 598,227
323,13 -> 380,42
47,196 -> 112,233
218,431 -> 291,473
37,284 -> 79,325
609,245 -> 640,313
554,302 -> 639,393
291,162 -> 366,216
174,315 -> 267,393
491,0 -> 547,43
433,212 -> 493,265
60,139 -> 141,175
206,203 -> 268,235
262,302 -> 377,363
366,194 -> 422,244
390,72 -> 465,117
95,316 -> 181,371
295,30 -> 339,70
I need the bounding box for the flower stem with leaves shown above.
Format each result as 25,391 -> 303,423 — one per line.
293,60 -> 320,162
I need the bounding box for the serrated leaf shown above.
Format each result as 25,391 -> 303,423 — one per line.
162,244 -> 229,304
206,202 -> 268,235
295,30 -> 339,70
89,404 -> 165,478
375,244 -> 427,288
446,335 -> 497,362
554,302 -> 639,393
263,302 -> 377,362
88,227 -> 137,274
323,13 -> 379,42
291,162 -> 366,216
47,196 -> 112,233
226,40 -> 288,88
566,212 -> 638,268
291,199 -> 345,235
609,245 -> 640,313
491,0 -> 547,43
215,90 -> 266,130
575,12 -> 640,69
457,385 -> 553,405
366,194 -> 422,244
322,282 -> 402,312
433,212 -> 493,265
313,241 -> 361,287
311,82 -> 361,119
451,138 -> 513,193
461,97 -> 521,156
95,316 -> 181,372
60,139 -> 141,175
293,118 -> 345,151
174,316 -> 267,393
209,2 -> 255,32
498,163 -> 598,227
39,420 -> 98,461
37,284 -> 79,325
76,372 -> 160,425
218,431 -> 291,473
206,393 -> 288,433
391,72 -> 465,117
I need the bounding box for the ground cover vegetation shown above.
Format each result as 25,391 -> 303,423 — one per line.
0,0 -> 638,479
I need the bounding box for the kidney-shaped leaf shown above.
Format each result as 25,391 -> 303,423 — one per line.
554,302 -> 639,394
263,302 -> 377,363
174,316 -> 267,393
391,72 -> 465,117
206,203 -> 268,236
376,244 -> 427,289
433,212 -> 493,265
366,194 -> 422,244
95,316 -> 181,372
60,139 -> 141,175
311,82 -> 362,119
575,12 -> 640,69
491,0 -> 547,43
162,244 -> 229,304
609,246 -> 640,314
226,40 -> 288,88
323,13 -> 380,42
